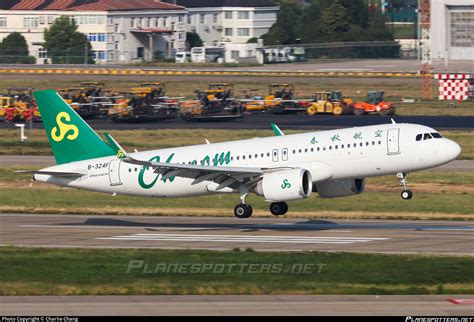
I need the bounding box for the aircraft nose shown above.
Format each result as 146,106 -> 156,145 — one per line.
445,139 -> 461,161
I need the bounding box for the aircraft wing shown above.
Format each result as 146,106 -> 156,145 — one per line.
124,156 -> 275,191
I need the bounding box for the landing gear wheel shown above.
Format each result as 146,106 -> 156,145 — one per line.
397,172 -> 413,200
269,202 -> 288,216
234,204 -> 253,218
353,108 -> 366,116
401,190 -> 413,200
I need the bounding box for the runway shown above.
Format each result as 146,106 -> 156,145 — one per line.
1,214 -> 473,255
1,295 -> 473,316
2,114 -> 474,130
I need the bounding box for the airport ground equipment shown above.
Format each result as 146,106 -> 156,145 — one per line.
180,83 -> 242,121
352,91 -> 396,116
306,91 -> 353,116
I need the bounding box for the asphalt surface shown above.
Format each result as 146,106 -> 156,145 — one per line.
1,214 -> 473,255
1,295 -> 473,316
1,59 -> 472,73
2,114 -> 474,130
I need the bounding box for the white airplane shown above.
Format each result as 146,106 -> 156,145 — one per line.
26,90 -> 461,218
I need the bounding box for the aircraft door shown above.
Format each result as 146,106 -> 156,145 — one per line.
387,128 -> 400,155
109,159 -> 122,186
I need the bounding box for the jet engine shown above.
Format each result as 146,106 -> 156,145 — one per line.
314,178 -> 365,198
255,168 -> 312,202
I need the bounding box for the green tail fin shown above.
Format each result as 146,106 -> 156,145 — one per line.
34,89 -> 116,164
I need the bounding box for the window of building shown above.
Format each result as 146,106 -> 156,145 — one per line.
98,33 -> 106,42
178,32 -> 186,41
213,13 -> 218,24
237,28 -> 250,37
93,50 -> 106,60
225,11 -> 233,19
38,48 -> 48,58
89,15 -> 98,24
187,15 -> 191,24
200,14 -> 205,24
450,11 -> 474,48
48,15 -> 55,24
107,50 -> 114,61
238,11 -> 249,19
107,17 -> 113,25
225,28 -> 233,36
107,33 -> 114,42
88,33 -> 97,42
23,17 -> 39,28
0,17 -> 6,28
178,15 -> 184,23
39,16 -> 45,24
163,17 -> 167,27
231,51 -> 239,59
130,18 -> 135,28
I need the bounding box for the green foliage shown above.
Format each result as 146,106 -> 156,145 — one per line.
43,16 -> 93,64
1,246 -> 474,295
262,0 -> 396,57
0,32 -> 36,64
186,32 -> 203,50
246,37 -> 259,43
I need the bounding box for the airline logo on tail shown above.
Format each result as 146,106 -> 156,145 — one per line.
50,112 -> 79,142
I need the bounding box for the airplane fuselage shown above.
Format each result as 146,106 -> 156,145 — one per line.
35,123 -> 461,199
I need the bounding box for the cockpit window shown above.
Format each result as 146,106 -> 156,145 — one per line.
423,133 -> 432,140
431,132 -> 443,138
416,134 -> 422,141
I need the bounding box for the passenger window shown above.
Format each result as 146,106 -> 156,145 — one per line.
423,133 -> 432,140
317,147 -> 320,151
267,152 -> 270,157
416,134 -> 422,141
248,155 -> 252,159
311,148 -> 314,152
243,156 -> 246,160
329,146 -> 332,150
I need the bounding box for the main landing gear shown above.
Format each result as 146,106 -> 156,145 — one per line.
234,192 -> 253,218
233,192 -> 289,219
397,172 -> 413,200
269,202 -> 288,216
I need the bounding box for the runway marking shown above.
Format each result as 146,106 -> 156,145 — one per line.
20,224 -> 212,230
447,299 -> 474,305
97,233 -> 389,245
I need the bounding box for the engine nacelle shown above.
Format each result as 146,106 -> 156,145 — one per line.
255,168 -> 312,202
314,178 -> 365,198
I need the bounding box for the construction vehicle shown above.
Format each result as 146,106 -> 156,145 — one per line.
352,91 -> 396,116
59,87 -> 100,119
243,84 -> 308,114
306,91 -> 353,116
180,83 -> 242,121
108,86 -> 179,122
0,88 -> 40,122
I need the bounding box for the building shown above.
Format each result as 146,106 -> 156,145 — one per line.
0,0 -> 188,64
169,0 -> 279,46
431,0 -> 474,60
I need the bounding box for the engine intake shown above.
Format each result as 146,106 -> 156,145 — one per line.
256,168 -> 312,202
314,178 -> 365,198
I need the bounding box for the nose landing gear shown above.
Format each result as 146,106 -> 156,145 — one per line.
397,172 -> 413,200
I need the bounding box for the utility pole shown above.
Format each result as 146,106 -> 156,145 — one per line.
84,42 -> 88,66
420,0 -> 432,99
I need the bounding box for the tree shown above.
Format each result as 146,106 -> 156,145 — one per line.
367,9 -> 394,41
262,2 -> 301,45
43,16 -> 93,64
0,32 -> 35,63
186,32 -> 203,50
319,1 -> 351,41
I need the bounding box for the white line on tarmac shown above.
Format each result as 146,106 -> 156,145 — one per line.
97,233 -> 389,245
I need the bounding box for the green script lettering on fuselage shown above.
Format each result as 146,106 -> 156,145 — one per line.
138,151 -> 231,189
